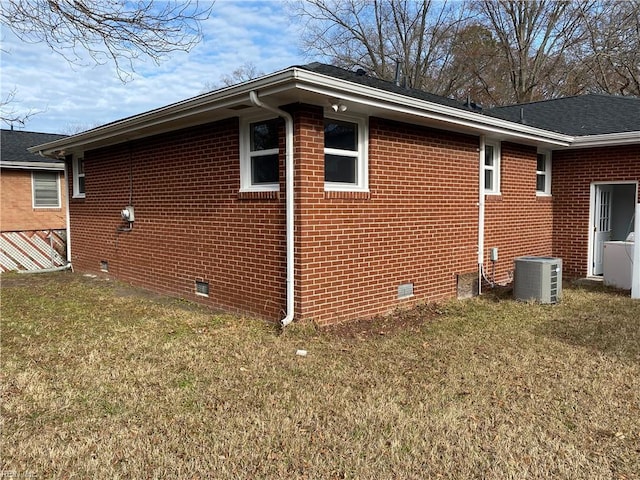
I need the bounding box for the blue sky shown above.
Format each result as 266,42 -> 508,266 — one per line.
0,1 -> 310,134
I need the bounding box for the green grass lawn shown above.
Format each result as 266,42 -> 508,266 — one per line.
1,272 -> 639,479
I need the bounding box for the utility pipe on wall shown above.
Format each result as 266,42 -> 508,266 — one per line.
478,135 -> 486,295
249,91 -> 295,327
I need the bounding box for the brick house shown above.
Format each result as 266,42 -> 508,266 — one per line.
1,129 -> 68,271
30,64 -> 640,325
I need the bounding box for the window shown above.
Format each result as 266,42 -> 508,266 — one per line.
536,151 -> 552,195
484,141 -> 501,194
73,156 -> 85,198
324,115 -> 368,191
240,117 -> 280,191
32,172 -> 60,208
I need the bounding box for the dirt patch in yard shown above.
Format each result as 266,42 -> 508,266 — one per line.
322,302 -> 441,339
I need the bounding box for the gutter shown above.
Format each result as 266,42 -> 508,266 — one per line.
29,66 -> 577,159
287,71 -> 574,147
568,131 -> 640,148
249,91 -> 295,327
0,161 -> 65,170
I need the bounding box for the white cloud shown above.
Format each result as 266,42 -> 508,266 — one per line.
0,0 -> 308,134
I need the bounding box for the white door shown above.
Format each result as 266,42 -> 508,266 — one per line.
593,185 -> 613,275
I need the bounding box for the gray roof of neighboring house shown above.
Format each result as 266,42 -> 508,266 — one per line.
485,94 -> 640,136
1,129 -> 67,169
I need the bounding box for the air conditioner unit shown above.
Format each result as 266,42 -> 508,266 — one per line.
514,256 -> 562,304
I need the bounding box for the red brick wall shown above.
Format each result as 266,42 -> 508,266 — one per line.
292,106 -> 480,325
483,142 -> 554,283
552,144 -> 640,277
68,105 -> 633,325
68,118 -> 287,319
1,169 -> 66,232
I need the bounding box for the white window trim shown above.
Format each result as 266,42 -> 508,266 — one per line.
484,140 -> 501,195
536,150 -> 552,196
32,171 -> 61,208
239,115 -> 280,193
72,155 -> 85,198
324,113 -> 369,192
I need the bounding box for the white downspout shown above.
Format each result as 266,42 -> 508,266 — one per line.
63,160 -> 72,267
632,203 -> 640,299
249,91 -> 295,327
478,135 -> 486,295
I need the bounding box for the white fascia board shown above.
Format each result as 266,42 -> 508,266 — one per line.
0,161 -> 65,171
569,131 -> 640,148
289,69 -> 573,146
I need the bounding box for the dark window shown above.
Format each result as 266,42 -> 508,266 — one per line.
251,154 -> 279,184
251,119 -> 279,152
325,119 -> 358,184
325,154 -> 356,183
325,120 -> 357,151
249,119 -> 279,184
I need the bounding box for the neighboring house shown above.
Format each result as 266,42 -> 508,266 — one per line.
1,129 -> 68,272
29,63 -> 640,325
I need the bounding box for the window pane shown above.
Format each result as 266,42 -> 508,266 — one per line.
251,153 -> 279,184
484,170 -> 493,191
536,174 -> 546,192
77,159 -> 85,174
325,120 -> 357,151
325,154 -> 356,183
537,153 -> 546,172
251,119 -> 279,151
78,176 -> 86,194
485,145 -> 494,166
34,172 -> 59,207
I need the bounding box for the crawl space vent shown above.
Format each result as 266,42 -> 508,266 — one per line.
398,282 -> 414,299
195,280 -> 209,297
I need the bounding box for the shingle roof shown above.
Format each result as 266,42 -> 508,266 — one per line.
485,94 -> 640,136
299,63 -> 471,111
1,129 -> 67,164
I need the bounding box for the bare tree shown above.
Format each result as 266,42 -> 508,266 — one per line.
0,88 -> 43,129
1,0 -> 213,82
576,0 -> 640,96
200,62 -> 265,93
219,62 -> 265,87
292,0 -> 640,106
290,0 -> 468,94
467,0 -> 588,105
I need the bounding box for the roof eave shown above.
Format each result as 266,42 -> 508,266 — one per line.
30,66 -> 580,156
0,161 -> 65,171
568,131 -> 640,149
